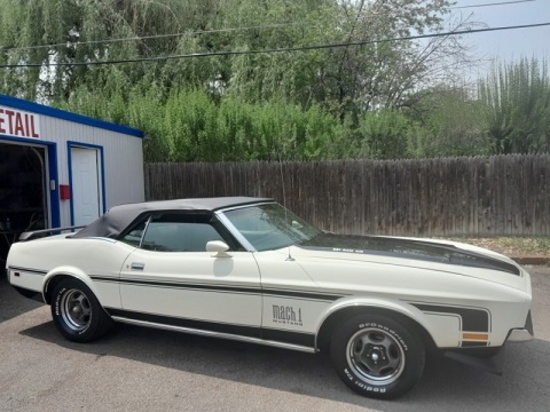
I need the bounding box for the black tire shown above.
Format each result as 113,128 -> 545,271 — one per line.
51,278 -> 113,342
330,313 -> 425,400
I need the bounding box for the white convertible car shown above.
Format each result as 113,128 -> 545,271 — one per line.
6,197 -> 533,399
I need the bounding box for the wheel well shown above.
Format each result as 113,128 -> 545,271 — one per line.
316,306 -> 436,354
43,274 -> 75,305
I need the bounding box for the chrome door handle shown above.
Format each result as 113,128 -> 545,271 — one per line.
131,262 -> 145,270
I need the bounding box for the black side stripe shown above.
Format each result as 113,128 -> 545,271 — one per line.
264,289 -> 344,301
90,276 -> 344,301
7,266 -> 48,276
92,276 -> 260,294
411,303 -> 490,332
106,308 -> 315,347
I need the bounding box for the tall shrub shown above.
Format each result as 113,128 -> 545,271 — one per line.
479,58 -> 550,154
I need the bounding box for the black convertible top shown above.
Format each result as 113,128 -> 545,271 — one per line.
72,197 -> 273,239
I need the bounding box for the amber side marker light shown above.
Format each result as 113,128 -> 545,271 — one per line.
462,333 -> 489,341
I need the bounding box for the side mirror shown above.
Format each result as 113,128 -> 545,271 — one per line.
206,240 -> 231,258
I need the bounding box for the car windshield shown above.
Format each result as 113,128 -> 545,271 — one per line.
222,203 -> 322,251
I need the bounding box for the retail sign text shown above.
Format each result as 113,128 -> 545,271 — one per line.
0,105 -> 40,139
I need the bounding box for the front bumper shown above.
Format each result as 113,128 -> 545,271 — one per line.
507,311 -> 534,342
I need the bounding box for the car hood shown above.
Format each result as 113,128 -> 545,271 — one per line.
297,233 -> 521,276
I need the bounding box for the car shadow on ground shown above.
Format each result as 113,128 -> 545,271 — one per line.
0,275 -> 43,323
19,319 -> 550,412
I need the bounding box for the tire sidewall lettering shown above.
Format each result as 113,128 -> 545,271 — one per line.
54,287 -> 67,317
50,278 -> 111,343
344,368 -> 387,393
331,314 -> 425,399
344,321 -> 408,394
357,322 -> 409,351
53,284 -> 91,336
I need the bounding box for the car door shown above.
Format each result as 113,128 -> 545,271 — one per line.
117,212 -> 262,333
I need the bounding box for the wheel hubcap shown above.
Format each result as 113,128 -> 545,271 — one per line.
346,327 -> 405,385
60,289 -> 92,331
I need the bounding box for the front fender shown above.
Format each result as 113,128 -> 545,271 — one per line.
314,296 -> 448,350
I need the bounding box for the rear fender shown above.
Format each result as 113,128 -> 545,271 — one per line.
43,267 -> 99,304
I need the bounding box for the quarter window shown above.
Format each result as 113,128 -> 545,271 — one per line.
120,220 -> 147,247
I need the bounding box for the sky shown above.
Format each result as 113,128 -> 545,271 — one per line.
452,0 -> 550,75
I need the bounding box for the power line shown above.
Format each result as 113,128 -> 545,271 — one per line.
453,0 -> 535,9
1,21 -> 549,69
4,22 -> 304,52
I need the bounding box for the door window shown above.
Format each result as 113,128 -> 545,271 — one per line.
121,213 -> 226,252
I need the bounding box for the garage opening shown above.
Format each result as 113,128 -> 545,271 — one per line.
0,142 -> 48,260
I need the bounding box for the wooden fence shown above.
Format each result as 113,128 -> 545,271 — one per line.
144,154 -> 550,237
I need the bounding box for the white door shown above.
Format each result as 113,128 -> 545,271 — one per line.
120,249 -> 262,328
118,213 -> 262,331
71,147 -> 101,226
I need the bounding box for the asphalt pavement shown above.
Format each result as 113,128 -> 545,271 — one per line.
1,266 -> 549,412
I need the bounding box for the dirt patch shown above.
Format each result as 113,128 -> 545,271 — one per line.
447,237 -> 550,257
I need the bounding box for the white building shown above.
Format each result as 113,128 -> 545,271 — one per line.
0,93 -> 144,258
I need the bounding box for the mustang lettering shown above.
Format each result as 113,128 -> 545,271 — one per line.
272,305 -> 303,326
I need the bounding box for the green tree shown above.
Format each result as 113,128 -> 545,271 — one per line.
407,85 -> 491,157
0,0 -> 482,162
221,0 -> 461,120
354,111 -> 413,159
0,0 -> 224,101
1,0 -> 462,110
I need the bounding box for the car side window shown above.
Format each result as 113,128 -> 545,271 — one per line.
140,214 -> 225,252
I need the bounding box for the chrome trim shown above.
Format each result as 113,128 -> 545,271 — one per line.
214,210 -> 258,252
111,316 -> 316,353
130,262 -> 145,271
507,328 -> 533,342
138,215 -> 153,249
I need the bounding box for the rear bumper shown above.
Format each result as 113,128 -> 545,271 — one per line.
506,311 -> 534,342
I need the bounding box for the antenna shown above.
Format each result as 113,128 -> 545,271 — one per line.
278,152 -> 287,210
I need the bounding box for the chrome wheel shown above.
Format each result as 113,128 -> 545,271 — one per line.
331,314 -> 425,399
346,327 -> 406,385
60,288 -> 92,332
52,279 -> 113,342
